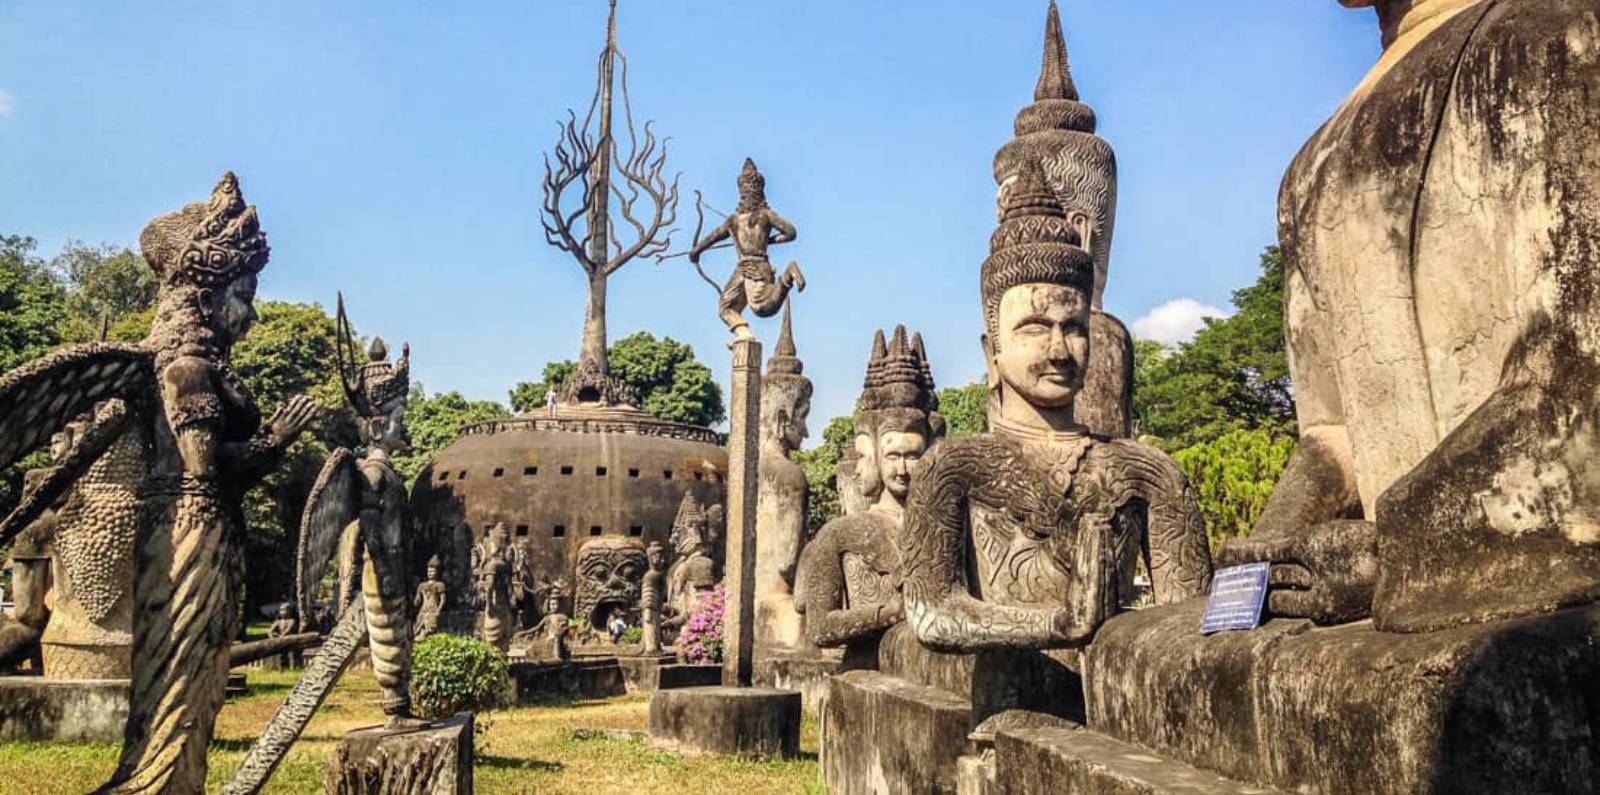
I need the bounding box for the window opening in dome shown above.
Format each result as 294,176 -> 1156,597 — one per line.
515,524 -> 529,536
524,466 -> 538,476
693,472 -> 704,481
457,471 -> 467,480
437,471 -> 450,481
629,525 -> 643,536
662,470 -> 673,480
493,467 -> 505,477
560,465 -> 574,475
554,525 -> 567,537
589,525 -> 603,536
596,466 -> 608,476
628,468 -> 640,478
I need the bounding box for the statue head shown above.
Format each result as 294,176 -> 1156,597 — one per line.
646,541 -> 666,572
737,157 -> 768,213
140,172 -> 269,360
335,295 -> 411,454
761,302 -> 812,453
856,326 -> 943,507
671,492 -> 707,558
426,554 -> 441,581
277,601 -> 296,619
980,156 -> 1094,424
574,537 -> 648,629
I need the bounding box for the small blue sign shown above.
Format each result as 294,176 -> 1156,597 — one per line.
1200,562 -> 1271,634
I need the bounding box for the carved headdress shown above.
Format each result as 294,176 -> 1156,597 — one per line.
671,491 -> 707,554
990,0 -> 1116,307
737,157 -> 767,211
858,326 -> 943,438
980,157 -> 1094,346
139,171 -> 270,288
336,293 -> 410,417
764,301 -> 813,401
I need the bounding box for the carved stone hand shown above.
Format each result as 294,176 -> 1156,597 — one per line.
1218,519 -> 1377,625
267,394 -> 318,448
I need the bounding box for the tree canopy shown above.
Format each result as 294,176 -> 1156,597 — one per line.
510,331 -> 725,427
393,385 -> 511,483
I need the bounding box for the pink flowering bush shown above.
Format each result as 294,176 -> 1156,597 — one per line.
678,584 -> 725,664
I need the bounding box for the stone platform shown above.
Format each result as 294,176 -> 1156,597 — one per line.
0,676 -> 128,742
648,686 -> 801,759
753,644 -> 842,716
823,670 -> 974,795
1083,600 -> 1600,794
992,725 -> 1286,794
326,713 -> 473,795
509,657 -> 626,703
615,655 -> 721,692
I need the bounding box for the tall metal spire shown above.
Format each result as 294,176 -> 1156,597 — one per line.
585,0 -> 618,271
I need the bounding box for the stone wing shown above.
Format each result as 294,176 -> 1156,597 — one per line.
295,447 -> 360,627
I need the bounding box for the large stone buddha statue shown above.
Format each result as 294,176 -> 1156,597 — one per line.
1222,0 -> 1600,632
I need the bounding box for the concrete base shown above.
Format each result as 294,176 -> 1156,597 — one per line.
753,645 -> 842,717
615,653 -> 677,692
0,675 -> 129,742
326,713 -> 473,795
1084,600 -> 1600,794
510,657 -> 626,703
822,670 -> 974,795
657,663 -> 722,690
648,686 -> 801,759
994,726 -> 1285,794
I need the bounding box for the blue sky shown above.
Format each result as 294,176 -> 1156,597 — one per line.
0,1 -> 1381,431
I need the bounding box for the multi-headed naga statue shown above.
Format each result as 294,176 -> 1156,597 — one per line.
224,296 -> 418,794
686,159 -> 807,340
0,172 -> 319,794
797,326 -> 943,667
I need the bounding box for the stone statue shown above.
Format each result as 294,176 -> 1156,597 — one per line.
641,541 -> 666,654
688,158 -> 807,340
413,555 -> 446,642
0,429 -> 69,672
474,523 -> 518,653
796,326 -> 943,666
291,300 -> 416,719
1219,0 -> 1600,632
267,603 -> 297,641
665,492 -> 718,634
754,303 -> 811,647
531,586 -> 571,642
900,153 -> 1212,651
573,536 -> 647,636
0,172 -> 319,793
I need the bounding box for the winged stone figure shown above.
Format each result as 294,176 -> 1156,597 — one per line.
224,295 -> 420,795
0,172 -> 319,795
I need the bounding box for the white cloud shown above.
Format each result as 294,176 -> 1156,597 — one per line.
1131,298 -> 1230,347
0,89 -> 12,118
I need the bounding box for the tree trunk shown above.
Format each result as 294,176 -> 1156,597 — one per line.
580,270 -> 609,374
326,713 -> 473,795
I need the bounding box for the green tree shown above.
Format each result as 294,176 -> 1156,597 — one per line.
0,235 -> 68,372
1172,429 -> 1296,552
49,241 -> 158,342
936,382 -> 988,439
393,385 -> 511,484
792,414 -> 857,532
510,331 -> 725,427
1133,246 -> 1293,451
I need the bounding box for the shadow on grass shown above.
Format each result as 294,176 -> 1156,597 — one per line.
478,755 -> 562,773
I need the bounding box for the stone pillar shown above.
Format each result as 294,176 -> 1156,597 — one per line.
724,337 -> 762,687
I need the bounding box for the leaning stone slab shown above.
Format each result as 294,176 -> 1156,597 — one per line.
1084,600 -> 1600,794
995,725 -> 1286,794
0,676 -> 128,742
325,713 -> 473,795
648,685 -> 800,759
822,670 -> 974,795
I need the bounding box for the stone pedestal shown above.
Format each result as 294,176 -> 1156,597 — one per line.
724,337 -> 761,687
822,670 -> 974,795
509,658 -> 625,703
0,676 -> 128,742
657,662 -> 722,690
1081,600 -> 1600,794
326,713 -> 473,795
615,653 -> 677,692
753,644 -> 842,717
648,685 -> 801,759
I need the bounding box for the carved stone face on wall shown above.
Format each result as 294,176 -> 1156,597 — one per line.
987,283 -> 1089,410
574,538 -> 647,629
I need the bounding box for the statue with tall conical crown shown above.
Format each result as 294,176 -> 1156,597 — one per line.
688,158 -> 807,340
753,302 -> 812,648
796,325 -> 943,668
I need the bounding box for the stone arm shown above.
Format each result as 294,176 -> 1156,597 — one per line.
901,439 -> 1109,652
764,210 -> 797,245
795,523 -> 900,649
1097,441 -> 1213,603
217,391 -> 318,487
688,218 -> 733,262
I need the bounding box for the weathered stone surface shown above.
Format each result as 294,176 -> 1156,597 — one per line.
995,725 -> 1286,794
656,663 -> 722,690
326,713 -> 473,795
1078,310 -> 1132,439
724,337 -> 762,687
1083,600 -> 1600,794
510,658 -> 626,703
877,623 -> 1085,728
752,644 -> 841,717
0,676 -> 128,742
615,652 -> 675,692
822,670 -> 973,795
648,685 -> 800,759
756,305 -> 810,649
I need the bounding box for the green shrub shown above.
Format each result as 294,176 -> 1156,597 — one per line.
410,634 -> 510,718
621,626 -> 643,644
1172,428 -> 1296,553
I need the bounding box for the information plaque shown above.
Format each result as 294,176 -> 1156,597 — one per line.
1199,562 -> 1270,634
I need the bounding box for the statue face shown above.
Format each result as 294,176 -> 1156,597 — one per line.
363,402 -> 410,453
216,274 -> 259,343
990,283 -> 1088,410
877,430 -> 928,500
785,397 -> 811,450
574,539 -> 647,629
647,543 -> 666,570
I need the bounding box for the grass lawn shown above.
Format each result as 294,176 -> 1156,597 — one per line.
0,669 -> 823,795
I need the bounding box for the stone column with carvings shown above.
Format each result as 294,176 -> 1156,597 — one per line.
723,337 -> 762,687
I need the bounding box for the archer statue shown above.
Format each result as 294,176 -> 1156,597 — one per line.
687,158 -> 806,339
